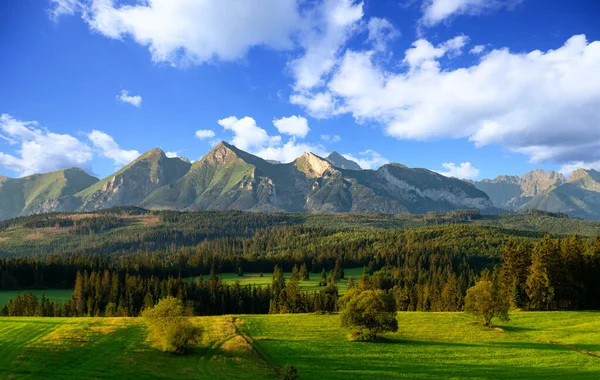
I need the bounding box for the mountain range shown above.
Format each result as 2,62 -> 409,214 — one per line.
0,142 -> 496,220
473,168 -> 600,220
1,141 -> 600,220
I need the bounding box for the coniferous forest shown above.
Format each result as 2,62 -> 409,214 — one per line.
1,208 -> 599,317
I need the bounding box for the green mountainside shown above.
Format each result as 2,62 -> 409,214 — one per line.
76,148 -> 191,211
0,168 -> 99,220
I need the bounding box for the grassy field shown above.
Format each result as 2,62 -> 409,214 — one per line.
1,312 -> 599,379
0,268 -> 364,309
0,289 -> 73,308
198,267 -> 364,295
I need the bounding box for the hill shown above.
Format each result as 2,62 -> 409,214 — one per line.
1,208 -> 599,258
1,312 -> 599,379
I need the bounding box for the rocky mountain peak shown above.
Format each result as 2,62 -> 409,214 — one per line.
295,152 -> 334,177
326,152 -> 362,170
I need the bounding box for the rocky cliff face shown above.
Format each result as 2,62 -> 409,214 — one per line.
474,169 -> 565,209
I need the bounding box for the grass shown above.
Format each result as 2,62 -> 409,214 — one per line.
0,316 -> 275,380
0,312 -> 599,379
240,311 -> 600,380
193,267 -> 365,295
0,289 -> 73,308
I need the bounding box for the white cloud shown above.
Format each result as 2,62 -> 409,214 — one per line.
49,0 -> 80,21
403,35 -> 467,70
117,90 -> 142,107
88,130 -> 140,166
367,17 -> 400,52
436,162 -> 480,180
218,116 -> 325,163
321,134 -> 341,143
273,115 -> 310,138
195,129 -> 216,140
469,44 -> 485,55
343,150 -> 388,170
58,0 -> 300,66
255,138 -> 329,163
218,116 -> 280,152
0,114 -> 93,176
294,34 -> 600,171
289,0 -> 364,90
420,0 -> 521,27
165,151 -> 179,158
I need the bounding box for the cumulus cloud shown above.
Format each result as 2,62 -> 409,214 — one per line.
294,34 -> 600,171
289,0 -> 364,90
420,0 -> 522,27
273,115 -> 310,138
55,0 -> 300,66
218,116 -> 280,152
195,129 -> 216,140
218,116 -> 326,163
0,114 -> 93,176
343,150 -> 388,170
165,151 -> 179,158
117,90 -> 142,107
436,162 -> 480,180
367,17 -> 400,52
88,130 -> 140,166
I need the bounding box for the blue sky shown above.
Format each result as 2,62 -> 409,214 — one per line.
1,0 -> 599,180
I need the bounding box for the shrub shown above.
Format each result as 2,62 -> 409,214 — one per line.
142,297 -> 202,354
280,364 -> 300,380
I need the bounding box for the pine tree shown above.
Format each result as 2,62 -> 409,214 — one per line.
319,269 -> 327,287
73,271 -> 85,315
299,263 -> 309,281
526,236 -> 558,310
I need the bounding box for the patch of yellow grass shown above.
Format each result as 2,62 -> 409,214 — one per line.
0,237 -> 8,242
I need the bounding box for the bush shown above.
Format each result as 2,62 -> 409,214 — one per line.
142,297 -> 202,354
339,289 -> 398,340
280,364 -> 300,380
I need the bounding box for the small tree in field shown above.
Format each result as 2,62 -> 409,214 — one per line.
465,271 -> 510,326
142,297 -> 202,354
339,289 -> 398,340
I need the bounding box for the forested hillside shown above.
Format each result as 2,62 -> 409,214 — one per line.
1,208 -> 599,318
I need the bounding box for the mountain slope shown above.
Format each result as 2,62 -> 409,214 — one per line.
0,168 -> 99,220
519,169 -> 600,219
142,142 -> 494,214
326,152 -> 361,170
76,148 -> 191,211
474,169 -> 565,209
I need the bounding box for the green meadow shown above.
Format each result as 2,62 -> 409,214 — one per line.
1,311 -> 599,379
0,289 -> 73,308
191,267 -> 364,295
